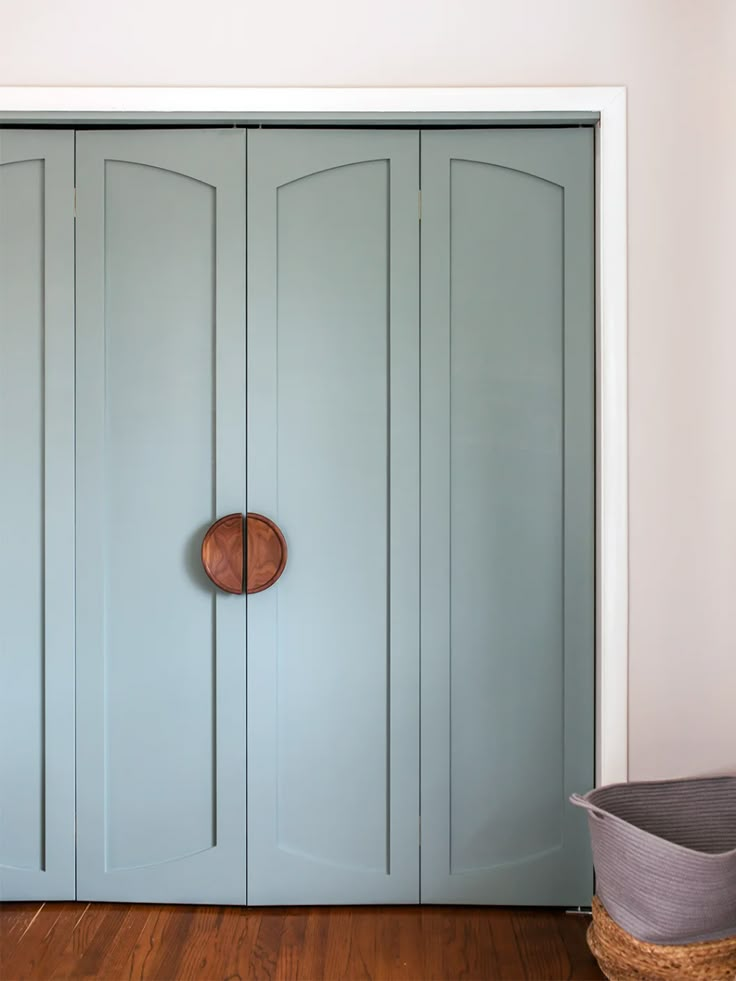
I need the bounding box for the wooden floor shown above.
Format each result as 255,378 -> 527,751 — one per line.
1,902 -> 604,981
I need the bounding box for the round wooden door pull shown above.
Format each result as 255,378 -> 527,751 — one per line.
201,513 -> 287,595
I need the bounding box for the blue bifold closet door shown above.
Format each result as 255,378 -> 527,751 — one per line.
420,128 -> 595,906
0,131 -> 75,901
246,130 -> 421,905
3,124 -> 593,908
74,130 -> 247,903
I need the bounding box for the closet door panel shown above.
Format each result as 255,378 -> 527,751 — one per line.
75,130 -> 246,903
421,129 -> 594,905
0,131 -> 75,900
247,130 -> 419,904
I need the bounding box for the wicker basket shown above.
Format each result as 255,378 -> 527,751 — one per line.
588,895 -> 736,981
571,776 -> 736,944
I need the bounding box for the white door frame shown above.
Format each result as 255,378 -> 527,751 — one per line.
0,85 -> 628,787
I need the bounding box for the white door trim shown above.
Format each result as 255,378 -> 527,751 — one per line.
0,85 -> 628,786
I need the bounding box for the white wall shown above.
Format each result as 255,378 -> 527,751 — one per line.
2,0 -> 734,780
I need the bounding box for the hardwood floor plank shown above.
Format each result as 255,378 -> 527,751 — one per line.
78,905 -> 153,981
416,908 -> 468,980
418,908 -> 448,981
471,910 -> 508,980
250,909 -> 286,980
403,908 -> 430,981
353,907 -> 390,979
0,903 -> 43,964
446,908 -> 499,981
71,904 -> 132,978
273,908 -> 309,981
117,905 -> 171,981
381,908 -> 423,981
323,908 -> 355,980
144,906 -> 198,981
154,905 -> 221,981
184,906 -> 262,981
555,913 -> 603,981
47,902 -> 124,980
0,902 -> 605,981
2,902 -> 67,980
25,904 -> 94,981
371,907 -> 409,979
484,909 -> 527,980
511,910 -> 570,981
288,907 -> 325,981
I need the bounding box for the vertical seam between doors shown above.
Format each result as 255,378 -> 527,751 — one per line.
418,131 -> 422,903
73,129 -> 78,900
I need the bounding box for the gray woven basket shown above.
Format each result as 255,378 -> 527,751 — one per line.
571,775 -> 736,945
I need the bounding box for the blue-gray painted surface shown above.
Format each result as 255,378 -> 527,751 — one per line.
75,130 -> 247,903
420,128 -> 595,905
0,130 -> 75,901
247,130 -> 420,904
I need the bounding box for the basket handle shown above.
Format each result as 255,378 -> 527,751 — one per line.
569,793 -> 607,820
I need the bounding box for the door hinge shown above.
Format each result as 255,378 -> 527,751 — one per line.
418,189 -> 422,221
419,815 -> 422,846
73,187 -> 77,218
